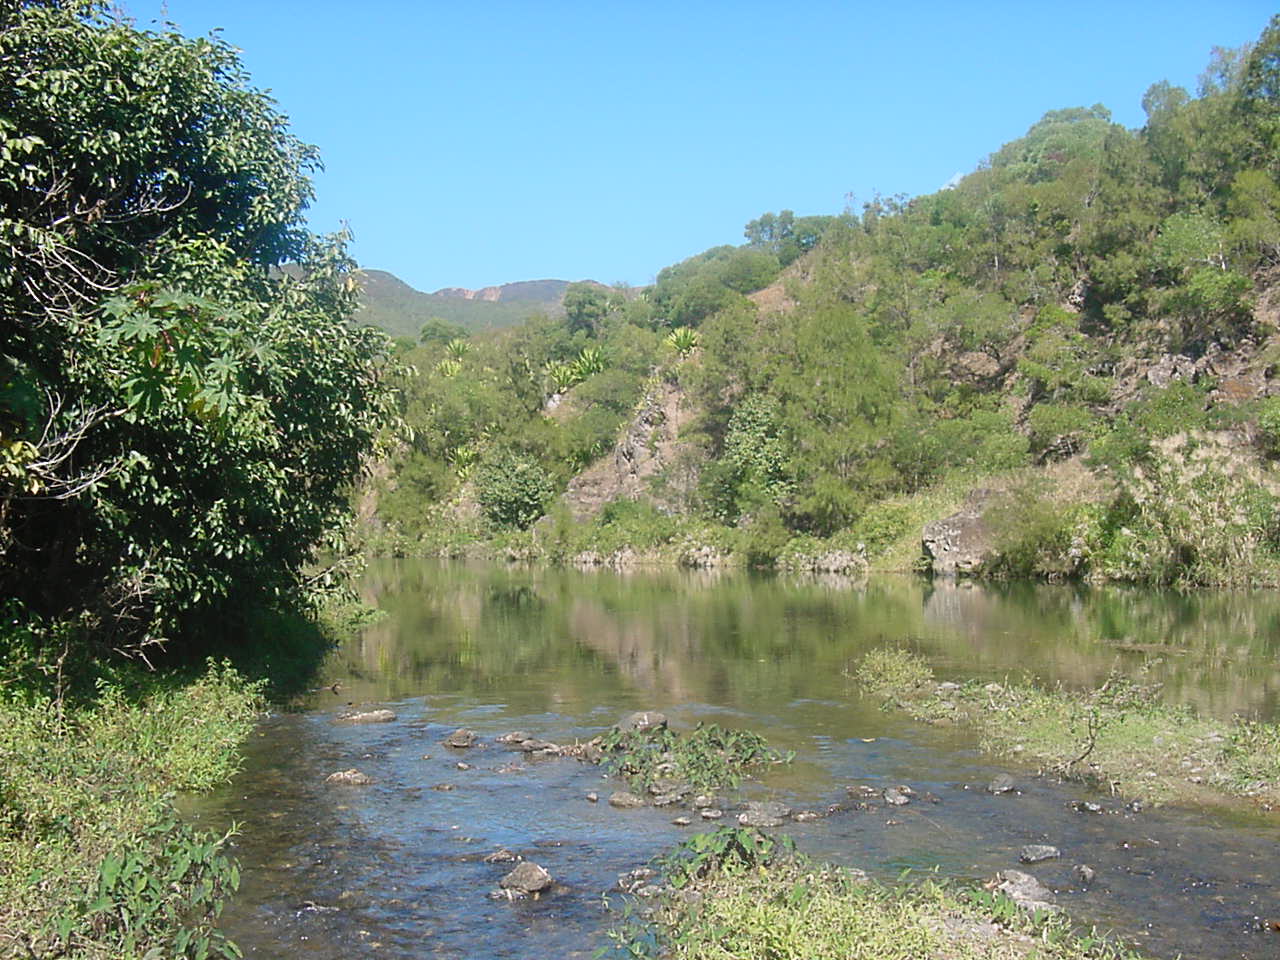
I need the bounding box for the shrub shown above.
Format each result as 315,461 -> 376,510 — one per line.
474,450 -> 555,530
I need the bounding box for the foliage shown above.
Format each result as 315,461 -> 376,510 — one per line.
612,837 -> 1151,960
599,721 -> 790,794
0,660 -> 262,959
0,2 -> 395,666
474,449 -> 555,529
854,649 -> 1280,807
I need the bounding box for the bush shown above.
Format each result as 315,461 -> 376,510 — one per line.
474,450 -> 555,529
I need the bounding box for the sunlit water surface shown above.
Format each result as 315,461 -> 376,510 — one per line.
189,560 -> 1280,959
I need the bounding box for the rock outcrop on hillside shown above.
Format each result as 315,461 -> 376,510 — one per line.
562,377 -> 696,521
922,489 -> 999,576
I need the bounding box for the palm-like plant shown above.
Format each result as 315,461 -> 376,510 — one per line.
665,326 -> 700,357
572,346 -> 606,380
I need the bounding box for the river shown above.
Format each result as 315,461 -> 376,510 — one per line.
189,559 -> 1280,958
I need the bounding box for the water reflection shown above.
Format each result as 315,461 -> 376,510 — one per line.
196,561 -> 1280,960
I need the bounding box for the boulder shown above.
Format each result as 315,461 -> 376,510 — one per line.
738,800 -> 792,827
1019,844 -> 1061,864
922,489 -> 998,576
500,861 -> 552,895
341,709 -> 396,724
443,728 -> 477,748
608,791 -> 646,809
987,773 -> 1016,795
994,870 -> 1057,913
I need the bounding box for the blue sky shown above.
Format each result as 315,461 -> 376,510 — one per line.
121,1 -> 1275,292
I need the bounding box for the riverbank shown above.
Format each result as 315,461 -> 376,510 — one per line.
610,828 -> 1151,960
0,661 -> 262,958
855,649 -> 1280,810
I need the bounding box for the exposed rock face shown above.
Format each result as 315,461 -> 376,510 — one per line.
563,378 -> 696,521
922,489 -> 997,576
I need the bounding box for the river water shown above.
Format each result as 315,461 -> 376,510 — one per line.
191,560 -> 1280,959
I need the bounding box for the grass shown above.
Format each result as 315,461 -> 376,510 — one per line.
599,722 -> 792,796
0,660 -> 263,959
854,648 -> 1280,808
611,828 -> 1151,960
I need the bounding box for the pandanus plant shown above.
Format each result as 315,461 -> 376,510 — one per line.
544,360 -> 578,393
665,326 -> 699,357
572,346 -> 605,379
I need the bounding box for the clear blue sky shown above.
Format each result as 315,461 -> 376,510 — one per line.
121,1 -> 1275,293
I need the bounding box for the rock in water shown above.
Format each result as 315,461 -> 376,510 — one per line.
738,800 -> 792,828
1019,844 -> 1061,864
1073,863 -> 1097,885
995,869 -> 1057,913
987,773 -> 1016,794
443,728 -> 477,748
325,768 -> 372,785
342,709 -> 396,724
617,711 -> 668,733
500,861 -> 552,894
883,786 -> 911,806
608,791 -> 646,809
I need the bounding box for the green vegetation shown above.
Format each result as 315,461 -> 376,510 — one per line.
611,827 -> 1150,960
0,4 -> 393,956
354,270 -> 567,340
0,662 -> 262,958
370,15 -> 1280,588
855,649 -> 1280,807
599,723 -> 790,795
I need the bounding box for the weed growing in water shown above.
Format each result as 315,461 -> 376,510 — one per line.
599,722 -> 791,794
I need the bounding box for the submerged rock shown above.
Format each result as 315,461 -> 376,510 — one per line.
1019,844 -> 1061,864
987,773 -> 1016,794
609,791 -> 646,809
618,710 -> 668,733
482,848 -> 518,863
443,728 -> 477,748
883,786 -> 911,806
738,800 -> 792,828
325,768 -> 372,785
500,861 -> 552,895
341,709 -> 396,724
995,869 -> 1057,913
496,730 -> 533,744
1073,863 -> 1097,885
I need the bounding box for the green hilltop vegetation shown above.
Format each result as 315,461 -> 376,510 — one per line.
354,268 -> 573,342
371,14 -> 1280,589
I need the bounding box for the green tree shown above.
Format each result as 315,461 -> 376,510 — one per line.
0,1 -> 394,662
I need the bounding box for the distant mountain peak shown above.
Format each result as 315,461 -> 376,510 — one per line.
430,279 -> 572,304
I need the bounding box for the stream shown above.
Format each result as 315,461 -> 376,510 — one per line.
188,560 -> 1280,958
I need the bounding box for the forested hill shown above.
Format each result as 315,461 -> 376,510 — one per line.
354,269 -> 575,340
371,14 -> 1280,588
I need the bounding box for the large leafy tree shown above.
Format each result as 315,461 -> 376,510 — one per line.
0,1 -> 394,662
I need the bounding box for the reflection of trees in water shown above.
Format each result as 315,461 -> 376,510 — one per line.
919,579 -> 1280,719
340,560 -> 1280,723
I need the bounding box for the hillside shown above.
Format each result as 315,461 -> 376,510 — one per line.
354,269 -> 573,339
367,15 -> 1280,588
